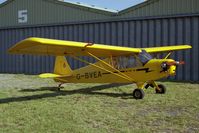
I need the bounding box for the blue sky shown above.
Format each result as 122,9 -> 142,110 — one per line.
0,0 -> 144,10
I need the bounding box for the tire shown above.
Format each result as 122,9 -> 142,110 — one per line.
155,84 -> 166,94
133,89 -> 145,99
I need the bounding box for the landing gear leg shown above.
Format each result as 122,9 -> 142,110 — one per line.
144,83 -> 154,89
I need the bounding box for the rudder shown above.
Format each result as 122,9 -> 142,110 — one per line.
54,56 -> 73,76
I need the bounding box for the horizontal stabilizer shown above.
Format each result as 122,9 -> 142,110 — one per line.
39,73 -> 72,78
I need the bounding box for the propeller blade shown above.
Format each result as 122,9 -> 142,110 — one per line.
166,61 -> 176,66
177,61 -> 185,65
166,61 -> 185,66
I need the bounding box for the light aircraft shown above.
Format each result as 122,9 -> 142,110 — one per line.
8,37 -> 192,99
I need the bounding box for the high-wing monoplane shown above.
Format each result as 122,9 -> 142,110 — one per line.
8,37 -> 192,99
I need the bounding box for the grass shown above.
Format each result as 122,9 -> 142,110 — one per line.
0,74 -> 199,133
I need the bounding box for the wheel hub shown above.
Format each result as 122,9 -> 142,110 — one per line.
135,91 -> 141,98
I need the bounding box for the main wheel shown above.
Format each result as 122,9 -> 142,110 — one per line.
133,89 -> 145,99
155,84 -> 166,94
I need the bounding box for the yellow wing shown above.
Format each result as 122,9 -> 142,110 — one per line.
8,37 -> 191,57
8,37 -> 141,57
143,45 -> 192,53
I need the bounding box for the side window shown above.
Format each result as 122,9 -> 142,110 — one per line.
118,56 -> 129,69
138,50 -> 153,65
126,56 -> 142,68
128,56 -> 137,68
111,56 -> 141,69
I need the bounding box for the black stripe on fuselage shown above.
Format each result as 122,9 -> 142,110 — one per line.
136,68 -> 153,73
102,70 -> 132,75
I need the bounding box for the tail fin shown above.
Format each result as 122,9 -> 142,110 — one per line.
39,56 -> 73,78
54,56 -> 73,76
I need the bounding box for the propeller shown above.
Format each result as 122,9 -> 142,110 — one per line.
161,61 -> 185,73
166,61 -> 185,66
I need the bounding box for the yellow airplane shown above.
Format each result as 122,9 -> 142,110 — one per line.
8,37 -> 192,99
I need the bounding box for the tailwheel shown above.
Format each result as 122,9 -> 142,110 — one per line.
58,83 -> 64,91
133,89 -> 145,99
155,84 -> 166,94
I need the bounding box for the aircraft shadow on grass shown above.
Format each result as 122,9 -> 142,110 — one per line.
0,83 -> 133,104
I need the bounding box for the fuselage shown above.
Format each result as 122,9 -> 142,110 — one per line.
54,58 -> 176,83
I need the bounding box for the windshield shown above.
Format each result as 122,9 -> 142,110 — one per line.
138,50 -> 153,65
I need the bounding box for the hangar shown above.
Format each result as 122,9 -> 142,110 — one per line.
0,0 -> 198,82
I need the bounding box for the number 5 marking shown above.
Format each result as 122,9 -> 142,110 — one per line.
18,10 -> 28,23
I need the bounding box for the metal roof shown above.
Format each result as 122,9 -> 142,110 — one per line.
117,0 -> 199,18
1,0 -> 199,29
0,0 -> 114,28
119,0 -> 158,14
63,0 -> 118,13
0,0 -> 117,14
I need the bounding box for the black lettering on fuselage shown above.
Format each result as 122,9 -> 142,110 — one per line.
76,74 -> 81,80
85,73 -> 89,79
76,71 -> 102,80
98,71 -> 102,77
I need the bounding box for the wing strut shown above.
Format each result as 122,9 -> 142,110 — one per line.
71,55 -> 134,82
164,52 -> 172,59
87,51 -> 135,82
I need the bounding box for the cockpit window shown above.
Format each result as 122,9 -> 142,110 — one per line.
138,50 -> 153,65
109,51 -> 153,69
111,55 -> 142,69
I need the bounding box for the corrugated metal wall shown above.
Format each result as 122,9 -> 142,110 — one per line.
2,0 -> 199,29
118,0 -> 199,18
0,15 -> 198,81
0,0 -> 113,28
